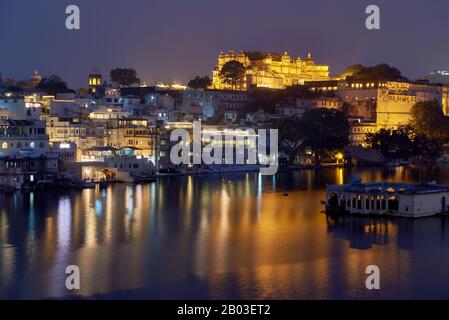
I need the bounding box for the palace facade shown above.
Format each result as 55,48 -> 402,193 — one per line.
212,51 -> 330,90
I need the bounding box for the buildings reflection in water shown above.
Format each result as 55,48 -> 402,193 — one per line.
327,213 -> 449,250
326,215 -> 391,250
2,165 -> 449,298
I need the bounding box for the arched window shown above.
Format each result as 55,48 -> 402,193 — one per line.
1,142 -> 7,149
39,142 -> 44,148
30,142 -> 35,149
17,142 -> 22,148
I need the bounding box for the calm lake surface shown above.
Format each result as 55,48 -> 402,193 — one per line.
2,165 -> 449,299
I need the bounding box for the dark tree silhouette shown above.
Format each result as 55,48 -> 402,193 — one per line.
110,68 -> 141,87
341,63 -> 408,81
411,100 -> 449,141
277,108 -> 350,165
188,76 -> 212,89
297,108 -> 350,164
219,61 -> 246,90
37,75 -> 70,95
366,125 -> 442,161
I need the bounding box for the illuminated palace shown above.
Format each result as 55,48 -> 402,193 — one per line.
212,51 -> 330,90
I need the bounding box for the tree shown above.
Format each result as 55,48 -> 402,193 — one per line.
3,78 -> 17,87
16,79 -> 34,89
411,100 -> 449,141
110,68 -> 141,87
188,76 -> 212,89
219,60 -> 246,90
366,127 -> 411,161
341,63 -> 408,81
411,134 -> 443,160
366,125 -> 442,161
37,75 -> 70,95
5,85 -> 24,94
277,117 -> 304,164
297,108 -> 350,164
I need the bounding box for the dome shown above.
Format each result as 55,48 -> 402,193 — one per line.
31,69 -> 42,81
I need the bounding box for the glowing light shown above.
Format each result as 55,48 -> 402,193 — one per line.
59,143 -> 71,149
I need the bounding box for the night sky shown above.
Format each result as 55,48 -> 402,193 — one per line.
1,0 -> 449,88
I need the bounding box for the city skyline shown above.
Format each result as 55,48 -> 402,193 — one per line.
2,0 -> 449,88
4,0 -> 449,304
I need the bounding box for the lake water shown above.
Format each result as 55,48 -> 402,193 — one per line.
2,165 -> 449,299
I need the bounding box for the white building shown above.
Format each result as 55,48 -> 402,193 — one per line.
181,89 -> 215,118
50,93 -> 96,118
326,176 -> 449,218
0,97 -> 41,120
69,146 -> 155,183
0,119 -> 58,190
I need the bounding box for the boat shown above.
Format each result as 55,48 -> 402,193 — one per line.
81,180 -> 96,189
133,174 -> 156,183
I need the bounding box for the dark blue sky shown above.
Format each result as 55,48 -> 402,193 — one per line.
1,0 -> 449,88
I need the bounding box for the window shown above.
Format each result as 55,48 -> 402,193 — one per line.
2,142 -> 9,149
30,142 -> 35,149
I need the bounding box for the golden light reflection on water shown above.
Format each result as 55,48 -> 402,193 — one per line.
2,166 -> 449,299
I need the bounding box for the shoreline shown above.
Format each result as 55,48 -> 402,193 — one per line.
1,161 -> 445,192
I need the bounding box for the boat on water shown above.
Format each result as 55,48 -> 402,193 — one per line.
81,180 -> 96,189
325,176 -> 449,218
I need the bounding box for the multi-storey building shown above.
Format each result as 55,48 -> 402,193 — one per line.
49,93 -> 95,118
0,96 -> 43,120
46,116 -> 105,160
376,81 -> 442,129
335,80 -> 383,122
158,122 -> 267,173
348,119 -> 378,147
213,51 -> 330,90
88,107 -> 129,120
104,118 -> 158,163
181,89 -> 215,119
0,119 -> 58,189
334,80 -> 446,128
